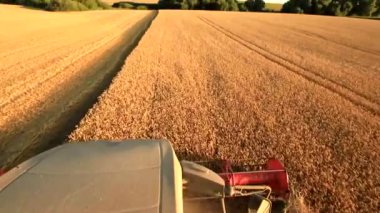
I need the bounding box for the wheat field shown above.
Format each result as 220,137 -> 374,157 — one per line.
0,5 -> 379,212
70,11 -> 380,212
0,5 -> 154,168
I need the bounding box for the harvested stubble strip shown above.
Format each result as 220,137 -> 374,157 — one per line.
70,11 -> 380,212
0,5 -> 153,168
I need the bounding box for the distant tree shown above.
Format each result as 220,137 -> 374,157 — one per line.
179,0 -> 239,10
309,0 -> 332,14
354,0 -> 378,16
203,0 -> 224,10
282,0 -> 297,12
238,2 -> 248,10
374,0 -> 380,16
158,0 -> 182,9
226,0 -> 239,10
327,0 -> 353,16
113,2 -> 134,8
245,0 -> 265,11
281,0 -> 310,13
281,1 -> 294,12
281,0 -> 379,16
181,0 -> 199,9
1,0 -> 110,10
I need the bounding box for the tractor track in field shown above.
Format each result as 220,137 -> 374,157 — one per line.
292,28 -> 380,56
198,16 -> 380,116
251,18 -> 380,56
0,39 -> 111,108
0,44 -> 74,73
240,20 -> 380,73
0,34 -> 106,74
0,36 -> 63,60
0,42 -> 96,90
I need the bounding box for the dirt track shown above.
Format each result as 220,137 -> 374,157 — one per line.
0,5 -> 154,169
70,11 -> 380,212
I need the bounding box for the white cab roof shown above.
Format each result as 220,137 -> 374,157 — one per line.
0,140 -> 183,213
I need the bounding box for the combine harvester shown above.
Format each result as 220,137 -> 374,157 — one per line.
0,140 -> 289,212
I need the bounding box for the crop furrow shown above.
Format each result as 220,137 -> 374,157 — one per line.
199,16 -> 380,116
0,25 -> 131,109
240,19 -> 380,73
251,18 -> 380,57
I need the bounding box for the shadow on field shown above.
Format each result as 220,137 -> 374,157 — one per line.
0,11 -> 159,171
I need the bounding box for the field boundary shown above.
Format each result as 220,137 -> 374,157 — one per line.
0,10 -> 159,170
198,16 -> 380,116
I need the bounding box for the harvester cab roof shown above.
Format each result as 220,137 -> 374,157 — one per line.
0,140 -> 289,213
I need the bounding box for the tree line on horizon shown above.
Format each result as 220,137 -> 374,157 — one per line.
1,0 -> 378,16
157,0 -> 380,16
281,0 -> 380,17
0,0 -> 110,10
0,0 -> 266,11
157,0 -> 266,11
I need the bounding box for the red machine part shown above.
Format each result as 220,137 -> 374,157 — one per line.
218,159 -> 290,198
0,168 -> 5,176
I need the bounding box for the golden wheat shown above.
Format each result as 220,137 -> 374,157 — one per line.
70,11 -> 380,212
